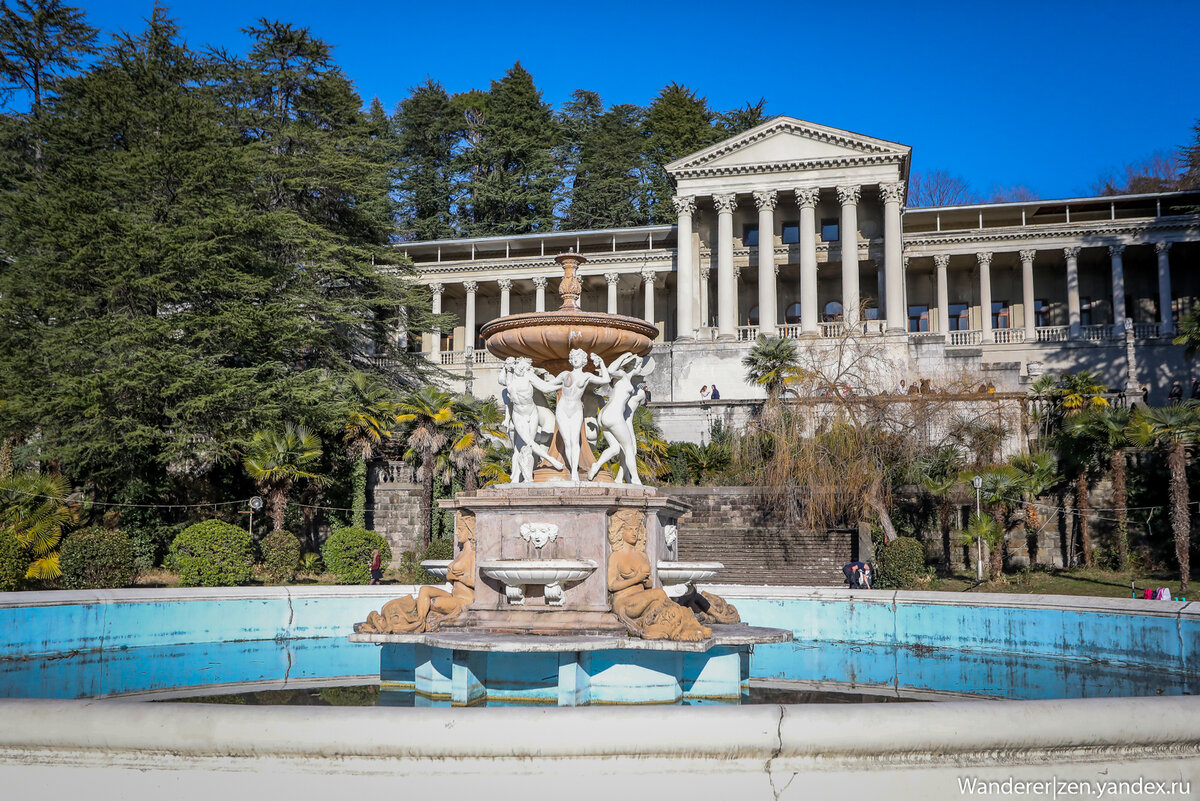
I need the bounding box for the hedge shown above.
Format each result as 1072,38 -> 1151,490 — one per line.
170,520 -> 255,587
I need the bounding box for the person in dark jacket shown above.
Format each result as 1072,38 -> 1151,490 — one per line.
1190,378 -> 1200,400
843,562 -> 872,589
710,384 -> 720,400
1169,381 -> 1184,405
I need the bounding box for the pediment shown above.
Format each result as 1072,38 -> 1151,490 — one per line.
666,116 -> 910,177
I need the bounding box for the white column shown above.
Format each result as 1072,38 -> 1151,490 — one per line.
1064,246 -> 1081,338
713,193 -> 738,339
977,252 -> 993,343
429,282 -> 444,360
533,276 -> 547,312
1156,241 -> 1173,332
934,255 -> 950,334
641,268 -> 656,324
497,278 -> 512,317
795,186 -> 820,334
699,266 -> 711,329
463,280 -> 478,352
1020,249 -> 1037,341
837,185 -> 861,324
604,272 -> 620,315
753,190 -> 778,337
880,181 -> 906,331
1109,244 -> 1126,337
672,196 -> 697,339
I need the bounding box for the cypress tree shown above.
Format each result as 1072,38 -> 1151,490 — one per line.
460,62 -> 557,236
394,78 -> 459,241
644,82 -> 717,223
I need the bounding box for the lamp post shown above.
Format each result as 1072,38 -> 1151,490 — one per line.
972,475 -> 983,581
249,495 -> 263,540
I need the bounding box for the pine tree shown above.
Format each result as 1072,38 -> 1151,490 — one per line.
0,0 -> 97,114
565,103 -> 646,230
644,82 -> 716,223
394,79 -> 459,241
716,98 -> 768,136
460,62 -> 557,236
0,11 -> 434,499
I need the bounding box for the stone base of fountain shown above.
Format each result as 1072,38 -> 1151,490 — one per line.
351,624 -> 791,706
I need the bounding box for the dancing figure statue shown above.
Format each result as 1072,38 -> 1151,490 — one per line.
588,352 -> 654,484
538,348 -> 609,482
606,509 -> 711,642
499,356 -> 562,483
359,513 -> 477,634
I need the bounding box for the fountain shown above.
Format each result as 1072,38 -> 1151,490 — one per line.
353,253 -> 791,705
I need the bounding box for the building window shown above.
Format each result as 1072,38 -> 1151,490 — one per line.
742,224 -> 758,247
784,303 -> 802,324
864,306 -> 880,321
821,219 -> 839,241
1034,298 -> 1049,327
992,300 -> 1010,329
824,301 -> 843,322
1130,297 -> 1158,323
909,305 -> 930,332
781,222 -> 799,244
748,305 -> 760,326
947,302 -> 969,330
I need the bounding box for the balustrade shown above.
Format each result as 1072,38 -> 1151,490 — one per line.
947,330 -> 982,346
1035,326 -> 1069,342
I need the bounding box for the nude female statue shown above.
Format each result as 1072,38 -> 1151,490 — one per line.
359,513 -> 476,634
607,510 -> 711,642
499,356 -> 562,483
538,348 -> 609,482
588,353 -> 654,484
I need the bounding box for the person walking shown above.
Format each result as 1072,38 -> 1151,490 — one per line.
369,549 -> 383,585
1169,381 -> 1184,405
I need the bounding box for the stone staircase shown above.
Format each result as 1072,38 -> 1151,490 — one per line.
669,487 -> 853,587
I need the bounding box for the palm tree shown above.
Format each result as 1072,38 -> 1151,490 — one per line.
1088,407 -> 1134,569
338,371 -> 398,528
1129,403 -> 1200,592
0,472 -> 74,580
1173,309 -> 1200,358
1057,371 -> 1110,416
963,512 -> 1003,581
1011,450 -> 1058,563
395,386 -> 461,548
243,424 -> 327,533
1055,414 -> 1102,567
680,441 -> 731,486
742,335 -> 803,402
914,446 -> 963,571
477,444 -> 511,487
978,465 -> 1025,578
632,406 -> 668,482
451,396 -> 504,492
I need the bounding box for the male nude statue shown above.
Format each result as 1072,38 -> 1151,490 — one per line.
499,356 -> 563,483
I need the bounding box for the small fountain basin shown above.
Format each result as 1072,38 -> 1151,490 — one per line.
656,561 -> 724,586
478,559 -> 598,606
420,560 -> 451,580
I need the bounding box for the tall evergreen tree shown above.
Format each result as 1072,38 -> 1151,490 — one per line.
459,62 -> 557,236
564,101 -> 646,230
716,98 -> 768,136
394,78 -> 459,241
0,11 -> 432,500
0,0 -> 97,114
644,82 -> 716,223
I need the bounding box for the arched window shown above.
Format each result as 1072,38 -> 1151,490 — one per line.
784,303 -> 802,324
748,305 -> 760,326
823,301 -> 843,322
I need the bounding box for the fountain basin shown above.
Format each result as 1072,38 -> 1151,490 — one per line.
478,559 -> 598,606
657,561 -> 724,586
479,310 -> 657,371
420,560 -> 451,580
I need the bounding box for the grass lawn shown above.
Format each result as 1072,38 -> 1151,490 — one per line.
926,567 -> 1192,600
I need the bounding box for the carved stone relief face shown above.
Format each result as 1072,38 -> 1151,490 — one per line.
519,522 -> 559,550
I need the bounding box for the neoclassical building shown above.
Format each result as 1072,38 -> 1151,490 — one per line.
396,117 -> 1200,439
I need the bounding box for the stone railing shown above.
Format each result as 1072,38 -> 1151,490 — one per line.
947,329 -> 982,346
992,328 -> 1025,344
1080,324 -> 1117,342
1035,326 -> 1069,342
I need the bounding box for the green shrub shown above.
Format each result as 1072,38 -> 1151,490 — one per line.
874,536 -> 927,589
60,527 -> 138,589
0,528 -> 25,592
300,551 -> 324,574
424,537 -> 454,561
129,524 -> 179,572
261,529 -> 302,583
321,526 -> 390,585
170,520 -> 255,587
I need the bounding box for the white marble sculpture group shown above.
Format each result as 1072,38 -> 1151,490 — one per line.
499,348 -> 654,485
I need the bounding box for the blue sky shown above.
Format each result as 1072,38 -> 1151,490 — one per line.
79,0 -> 1199,200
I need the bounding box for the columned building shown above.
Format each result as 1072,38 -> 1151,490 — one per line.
395,117 -> 1200,439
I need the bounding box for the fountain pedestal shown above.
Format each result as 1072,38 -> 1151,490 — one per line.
437,484 -> 688,635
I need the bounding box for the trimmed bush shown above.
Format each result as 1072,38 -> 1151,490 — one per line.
60,527 -> 138,589
170,520 -> 255,587
261,529 -> 302,583
321,526 -> 390,585
874,536 -> 927,589
0,528 -> 25,592
129,524 -> 179,572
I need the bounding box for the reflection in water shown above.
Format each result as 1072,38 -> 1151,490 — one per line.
2,636 -> 1193,702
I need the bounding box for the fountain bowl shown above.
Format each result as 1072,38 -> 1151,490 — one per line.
656,561 -> 724,586
480,310 -> 657,372
420,560 -> 451,580
478,559 -> 598,607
